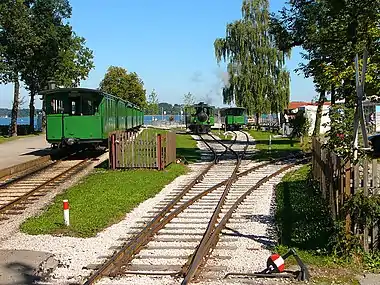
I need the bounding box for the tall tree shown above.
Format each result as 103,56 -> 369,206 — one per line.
214,0 -> 290,119
0,0 -> 34,136
146,89 -> 159,115
99,66 -> 147,108
21,0 -> 72,132
2,0 -> 94,133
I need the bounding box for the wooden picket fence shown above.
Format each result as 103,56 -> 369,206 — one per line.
312,137 -> 379,251
109,130 -> 176,170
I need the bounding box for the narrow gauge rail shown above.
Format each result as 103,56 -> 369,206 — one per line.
0,150 -> 102,222
82,132 -> 306,285
83,132 -> 243,284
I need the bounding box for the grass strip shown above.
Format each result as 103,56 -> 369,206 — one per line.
20,163 -> 187,237
248,129 -> 301,160
274,165 -> 361,284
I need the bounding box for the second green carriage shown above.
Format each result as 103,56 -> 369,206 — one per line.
220,107 -> 247,130
41,88 -> 143,148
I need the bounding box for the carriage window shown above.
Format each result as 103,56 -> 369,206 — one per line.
82,99 -> 96,115
69,98 -> 81,115
50,99 -> 64,114
71,101 -> 76,115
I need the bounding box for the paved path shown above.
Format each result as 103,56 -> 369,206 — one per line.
0,249 -> 58,285
358,273 -> 380,285
0,135 -> 51,170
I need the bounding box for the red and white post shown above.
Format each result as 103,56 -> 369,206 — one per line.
63,199 -> 70,226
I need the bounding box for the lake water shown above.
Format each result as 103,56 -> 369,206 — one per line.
0,117 -> 38,127
0,114 -> 274,128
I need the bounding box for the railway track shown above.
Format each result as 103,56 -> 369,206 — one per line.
0,150 -> 103,222
83,131 -> 306,285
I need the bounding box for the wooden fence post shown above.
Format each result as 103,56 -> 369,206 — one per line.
373,158 -> 379,250
363,158 -> 369,252
110,133 -> 117,170
156,134 -> 162,170
345,161 -> 352,235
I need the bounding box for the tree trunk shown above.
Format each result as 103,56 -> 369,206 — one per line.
29,89 -> 35,133
256,113 -> 260,129
313,90 -> 326,137
331,85 -> 336,105
10,76 -> 20,137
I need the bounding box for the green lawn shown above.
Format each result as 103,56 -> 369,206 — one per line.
176,133 -> 200,163
20,163 -> 187,237
274,165 -> 361,284
248,129 -> 301,160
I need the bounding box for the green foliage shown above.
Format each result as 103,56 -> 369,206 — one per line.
363,251 -> 380,272
289,110 -> 310,138
343,190 -> 380,228
214,0 -> 290,116
146,89 -> 159,115
324,105 -> 361,160
0,0 -> 94,132
53,34 -> 94,88
99,66 -> 147,108
271,0 -> 380,160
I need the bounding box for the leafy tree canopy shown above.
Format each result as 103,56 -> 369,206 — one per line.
214,0 -> 290,116
0,0 -> 94,131
99,66 -> 147,108
270,0 -> 380,158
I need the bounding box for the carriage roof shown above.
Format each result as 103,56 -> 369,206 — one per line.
220,107 -> 247,111
39,88 -> 140,110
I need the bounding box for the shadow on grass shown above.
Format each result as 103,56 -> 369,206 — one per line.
176,148 -> 200,163
275,165 -> 334,251
251,150 -> 303,161
255,139 -> 298,146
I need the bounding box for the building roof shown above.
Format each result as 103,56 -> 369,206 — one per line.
287,101 -> 331,109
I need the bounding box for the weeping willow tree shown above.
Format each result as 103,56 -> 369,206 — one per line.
214,0 -> 290,119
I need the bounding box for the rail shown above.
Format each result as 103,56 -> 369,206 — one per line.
0,149 -> 102,220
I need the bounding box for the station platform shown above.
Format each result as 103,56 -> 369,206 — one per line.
0,135 -> 51,170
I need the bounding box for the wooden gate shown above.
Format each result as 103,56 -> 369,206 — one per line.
109,130 -> 176,170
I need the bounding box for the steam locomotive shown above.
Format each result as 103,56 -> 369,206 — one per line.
185,102 -> 215,134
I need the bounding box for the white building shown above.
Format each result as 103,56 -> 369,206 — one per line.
298,105 -> 331,135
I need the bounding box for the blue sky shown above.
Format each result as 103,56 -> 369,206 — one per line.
0,0 -> 317,109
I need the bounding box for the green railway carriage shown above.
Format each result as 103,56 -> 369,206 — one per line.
220,107 -> 247,130
41,88 -> 143,148
185,102 -> 215,134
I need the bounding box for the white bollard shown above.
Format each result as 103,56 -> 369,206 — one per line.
269,135 -> 272,151
63,199 -> 70,226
